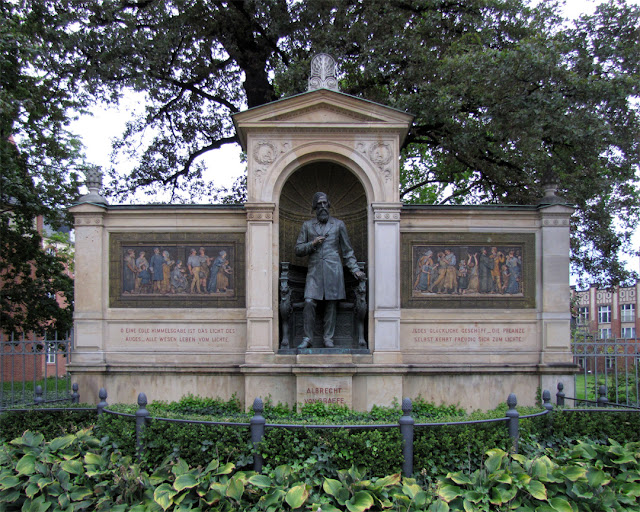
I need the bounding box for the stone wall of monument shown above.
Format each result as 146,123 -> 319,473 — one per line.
69,204 -> 249,404
69,200 -> 574,410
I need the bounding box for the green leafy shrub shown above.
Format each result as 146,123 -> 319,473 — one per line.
5,394 -> 640,486
434,440 -> 640,511
141,422 -> 252,469
0,407 -> 96,442
153,393 -> 244,417
0,428 -> 149,510
522,409 -> 640,454
2,431 -> 639,511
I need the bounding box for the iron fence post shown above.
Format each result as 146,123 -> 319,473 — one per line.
251,398 -> 265,473
542,390 -> 553,411
399,397 -> 414,477
556,382 -> 565,407
34,385 -> 44,406
136,393 -> 150,462
506,393 -> 519,453
71,383 -> 79,404
97,388 -> 108,415
597,385 -> 608,407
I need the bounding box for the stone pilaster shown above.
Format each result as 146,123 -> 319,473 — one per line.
244,203 -> 276,362
539,204 -> 573,363
371,203 -> 403,363
69,203 -> 108,366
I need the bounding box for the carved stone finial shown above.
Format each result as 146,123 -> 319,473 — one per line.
537,183 -> 566,205
80,167 -> 108,205
308,53 -> 339,92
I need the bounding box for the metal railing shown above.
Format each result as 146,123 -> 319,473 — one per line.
83,386 -> 553,475
0,331 -> 74,408
572,332 -> 640,406
5,382 -> 640,477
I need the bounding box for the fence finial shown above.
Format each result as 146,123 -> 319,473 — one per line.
597,385 -> 608,407
542,390 -> 553,411
252,397 -> 264,414
71,383 -> 79,404
97,388 -> 108,415
556,382 -> 565,407
34,385 -> 44,405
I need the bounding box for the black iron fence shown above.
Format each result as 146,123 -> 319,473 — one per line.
572,333 -> 640,405
2,385 -> 563,476
3,383 -> 640,476
0,331 -> 74,408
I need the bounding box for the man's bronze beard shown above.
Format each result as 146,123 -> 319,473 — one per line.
317,209 -> 329,223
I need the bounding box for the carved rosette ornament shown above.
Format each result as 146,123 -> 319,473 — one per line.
356,142 -> 393,183
252,140 -> 291,186
308,53 -> 339,91
247,212 -> 273,221
542,218 -> 569,226
74,216 -> 103,227
254,141 -> 278,166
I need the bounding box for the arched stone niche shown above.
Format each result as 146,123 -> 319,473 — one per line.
279,162 -> 368,267
278,162 -> 369,350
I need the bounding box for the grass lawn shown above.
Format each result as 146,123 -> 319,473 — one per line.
1,375 -> 73,407
574,373 -> 639,405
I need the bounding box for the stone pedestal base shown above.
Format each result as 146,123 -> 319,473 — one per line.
69,362 -> 577,411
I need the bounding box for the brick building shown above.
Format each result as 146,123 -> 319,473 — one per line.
0,217 -> 73,383
571,283 -> 640,372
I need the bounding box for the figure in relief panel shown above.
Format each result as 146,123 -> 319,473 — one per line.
505,250 -> 522,294
412,245 -> 524,297
123,249 -> 137,294
170,260 -> 188,293
414,249 -> 433,291
207,250 -> 233,293
466,253 -> 479,294
135,251 -> 149,293
187,248 -> 202,293
197,247 -> 211,292
162,250 -> 175,293
295,192 -> 366,348
478,248 -> 493,293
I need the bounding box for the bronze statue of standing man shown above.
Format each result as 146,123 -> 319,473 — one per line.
295,192 -> 366,348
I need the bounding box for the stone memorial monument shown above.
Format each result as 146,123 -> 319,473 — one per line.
69,54 -> 576,411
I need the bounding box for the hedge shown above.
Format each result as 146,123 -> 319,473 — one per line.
2,428 -> 640,511
2,396 -> 640,481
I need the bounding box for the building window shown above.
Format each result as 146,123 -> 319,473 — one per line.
598,305 -> 611,324
622,327 -> 636,339
46,344 -> 56,365
577,307 -> 589,325
621,304 -> 635,323
575,357 -> 586,369
605,356 -> 615,370
598,328 -> 612,340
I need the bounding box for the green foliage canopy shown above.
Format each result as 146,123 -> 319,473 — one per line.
0,1 -> 88,333
8,0 -> 640,286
